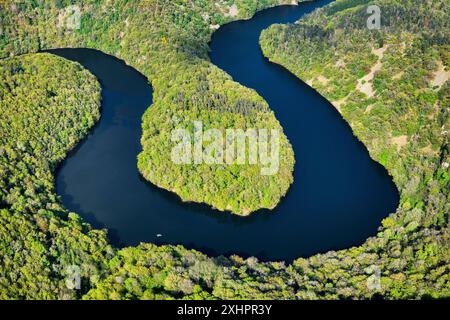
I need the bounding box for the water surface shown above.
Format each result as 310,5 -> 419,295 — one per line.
53,0 -> 399,261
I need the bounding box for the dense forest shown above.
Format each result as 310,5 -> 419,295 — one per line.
0,0 -> 448,299
1,0 -> 298,215
0,53 -> 109,299
260,0 -> 449,298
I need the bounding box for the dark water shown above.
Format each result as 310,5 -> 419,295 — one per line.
52,0 -> 399,262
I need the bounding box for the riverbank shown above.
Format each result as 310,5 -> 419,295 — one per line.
260,0 -> 449,298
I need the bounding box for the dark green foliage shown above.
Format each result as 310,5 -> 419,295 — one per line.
261,0 -> 449,298
0,0 -> 448,300
0,54 -> 114,299
1,0 -> 297,215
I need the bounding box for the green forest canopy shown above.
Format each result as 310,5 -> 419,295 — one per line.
0,0 -> 448,299
1,0 -> 298,216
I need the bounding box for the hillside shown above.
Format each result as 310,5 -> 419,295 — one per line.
0,0 -> 298,215
0,0 -> 448,299
261,0 -> 449,298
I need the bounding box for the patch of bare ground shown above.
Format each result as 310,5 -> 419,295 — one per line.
365,104 -> 374,113
356,45 -> 389,98
331,96 -> 347,113
335,59 -> 346,68
306,75 -> 329,86
420,145 -> 436,156
392,71 -> 404,80
224,4 -> 238,17
391,135 -> 408,151
430,60 -> 449,89
428,101 -> 441,120
317,75 -> 329,86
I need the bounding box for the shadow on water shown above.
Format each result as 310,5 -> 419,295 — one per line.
49,0 -> 399,262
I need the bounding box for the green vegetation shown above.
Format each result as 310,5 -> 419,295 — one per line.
260,0 -> 449,298
0,0 -> 448,300
1,0 -> 297,215
0,53 -> 113,299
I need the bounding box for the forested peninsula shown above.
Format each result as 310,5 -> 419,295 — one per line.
1,0 -> 297,216
0,0 -> 448,299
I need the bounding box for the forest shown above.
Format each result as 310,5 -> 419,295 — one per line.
0,0 -> 448,299
1,0 -> 297,216
260,0 -> 449,298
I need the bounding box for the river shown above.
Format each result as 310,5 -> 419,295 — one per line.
52,0 -> 399,261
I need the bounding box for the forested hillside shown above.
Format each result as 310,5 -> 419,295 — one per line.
0,0 -> 448,300
1,0 -> 297,215
261,0 -> 449,298
0,53 -> 109,299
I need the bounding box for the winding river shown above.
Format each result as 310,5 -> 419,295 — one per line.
52,0 -> 399,261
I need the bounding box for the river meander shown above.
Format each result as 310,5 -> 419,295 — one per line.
53,0 -> 399,261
